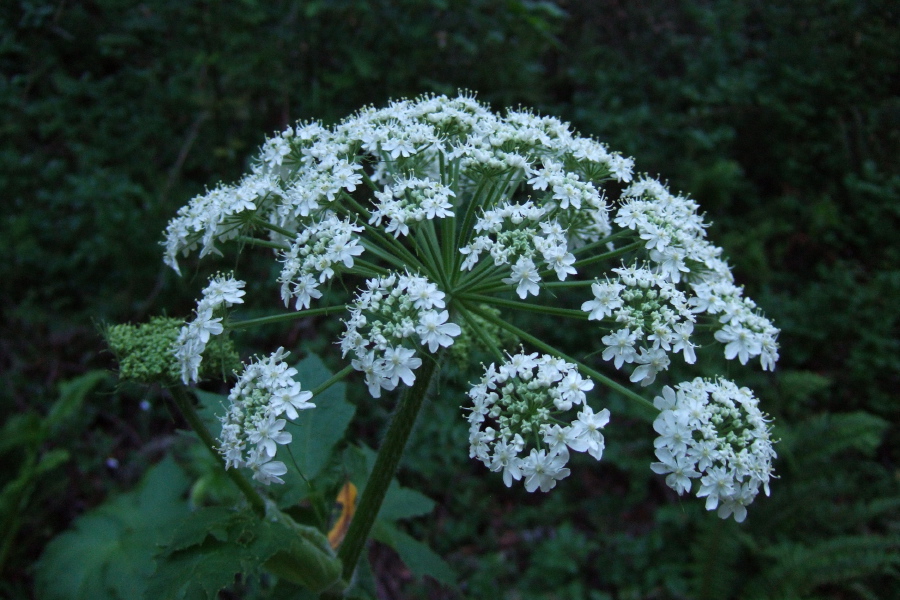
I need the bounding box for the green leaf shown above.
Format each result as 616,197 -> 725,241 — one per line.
48,371 -> 109,431
162,506 -> 237,554
35,456 -> 191,600
193,389 -> 229,431
372,521 -> 456,586
377,483 -> 436,522
348,445 -> 436,522
280,354 -> 355,495
0,413 -> 44,456
149,507 -> 341,599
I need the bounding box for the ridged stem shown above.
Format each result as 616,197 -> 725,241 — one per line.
336,355 -> 440,581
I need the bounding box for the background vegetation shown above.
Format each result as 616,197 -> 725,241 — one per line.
2,0 -> 898,597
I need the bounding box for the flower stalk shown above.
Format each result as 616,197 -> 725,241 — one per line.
336,354 -> 440,580
167,384 -> 267,516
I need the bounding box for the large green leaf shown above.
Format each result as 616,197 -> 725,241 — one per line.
34,456 -> 191,600
148,506 -> 341,599
281,354 -> 355,487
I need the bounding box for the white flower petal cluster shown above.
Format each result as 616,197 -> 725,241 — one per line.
460,201 -> 579,299
159,94 -> 782,513
277,212 -> 364,310
615,176 -> 781,370
370,176 -> 456,237
219,347 -> 315,485
693,281 -> 781,371
651,379 -> 776,522
173,274 -> 246,384
466,353 -> 608,493
163,174 -> 281,273
616,177 -> 721,284
340,272 -> 461,398
582,264 -> 696,386
163,94 -> 629,306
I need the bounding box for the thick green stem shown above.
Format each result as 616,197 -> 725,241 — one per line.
168,385 -> 267,516
336,356 -> 440,580
234,235 -> 290,250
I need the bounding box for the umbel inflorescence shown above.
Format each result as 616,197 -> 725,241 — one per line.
165,93 -> 778,521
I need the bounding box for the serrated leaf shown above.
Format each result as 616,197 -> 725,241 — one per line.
286,354 -> 355,480
372,521 -> 456,586
146,538 -> 250,600
348,445 -> 436,522
35,456 -> 191,600
162,506 -> 239,555
150,506 -> 341,599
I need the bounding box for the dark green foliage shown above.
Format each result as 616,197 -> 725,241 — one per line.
34,456 -> 192,600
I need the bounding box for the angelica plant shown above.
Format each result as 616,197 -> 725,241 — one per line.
160,93 -> 779,588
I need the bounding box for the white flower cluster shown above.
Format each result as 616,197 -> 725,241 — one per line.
219,347 -> 315,485
582,264 -> 696,386
340,273 -> 461,398
370,176 -> 456,237
461,201 -> 577,299
693,282 -> 780,371
173,274 -> 246,384
615,177 -> 780,370
163,174 -> 281,273
277,213 -> 364,310
466,352 -> 609,493
162,94 -> 632,304
651,378 -> 776,522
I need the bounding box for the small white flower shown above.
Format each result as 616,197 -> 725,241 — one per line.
503,256 -> 541,299
378,346 -> 422,387
416,310 -> 462,353
522,449 -> 571,493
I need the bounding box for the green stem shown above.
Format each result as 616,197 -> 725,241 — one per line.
455,258 -> 505,293
168,385 -> 267,516
352,258 -> 390,275
456,305 -> 506,362
463,304 -> 657,414
337,355 -> 440,580
459,293 -> 589,320
339,194 -> 428,273
570,230 -> 632,256
235,235 -> 290,251
310,365 -> 355,397
569,241 -> 643,270
541,280 -> 597,288
360,170 -> 379,192
255,219 -> 296,239
227,305 -> 347,330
